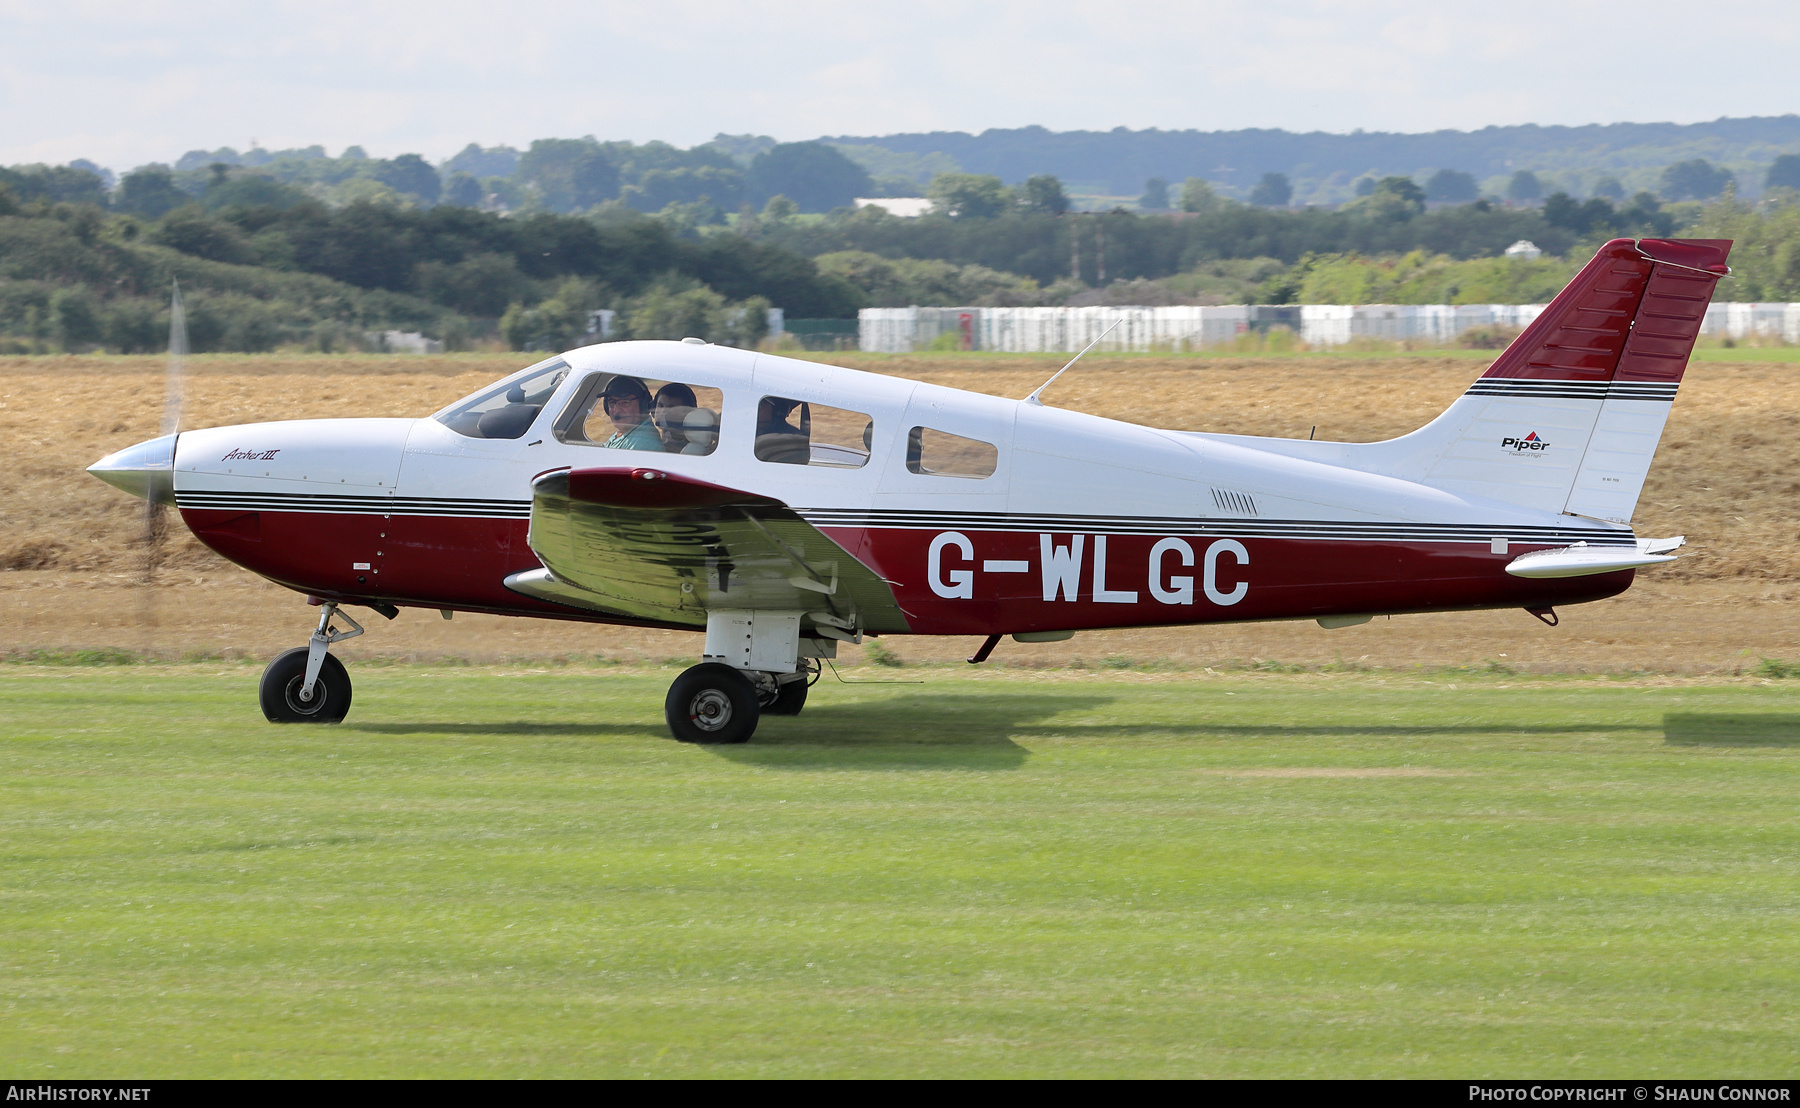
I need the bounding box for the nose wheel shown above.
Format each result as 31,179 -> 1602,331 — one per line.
260,647 -> 353,722
260,601 -> 363,724
665,663 -> 760,744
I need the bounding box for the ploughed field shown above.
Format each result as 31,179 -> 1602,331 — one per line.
3,352 -> 1799,672
3,667 -> 1797,1077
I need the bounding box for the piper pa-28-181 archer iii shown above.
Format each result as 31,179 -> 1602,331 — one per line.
89,237 -> 1732,743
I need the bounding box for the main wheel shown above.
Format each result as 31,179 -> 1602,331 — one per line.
762,679 -> 808,716
259,647 -> 352,724
665,663 -> 759,744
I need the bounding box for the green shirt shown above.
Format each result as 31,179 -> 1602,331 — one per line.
603,422 -> 665,452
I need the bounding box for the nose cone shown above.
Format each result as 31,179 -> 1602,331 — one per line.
88,433 -> 178,504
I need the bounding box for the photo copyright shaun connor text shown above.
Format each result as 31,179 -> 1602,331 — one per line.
1471,1088 -> 1791,1103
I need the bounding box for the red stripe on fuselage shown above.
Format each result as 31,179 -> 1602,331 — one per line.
181,507 -> 1630,634
180,507 -> 673,626
822,526 -> 1629,635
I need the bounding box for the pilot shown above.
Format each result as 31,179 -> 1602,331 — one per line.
755,396 -> 811,465
598,376 -> 662,451
651,383 -> 699,452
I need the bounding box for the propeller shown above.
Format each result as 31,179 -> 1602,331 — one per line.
140,283 -> 187,617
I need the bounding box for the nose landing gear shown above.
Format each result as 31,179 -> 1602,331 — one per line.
260,602 -> 363,723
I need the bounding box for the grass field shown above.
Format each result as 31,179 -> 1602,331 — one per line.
4,665 -> 1798,1077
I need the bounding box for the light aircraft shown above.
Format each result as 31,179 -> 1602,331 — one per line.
88,237 -> 1731,744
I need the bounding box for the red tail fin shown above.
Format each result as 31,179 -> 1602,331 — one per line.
1482,238 -> 1731,384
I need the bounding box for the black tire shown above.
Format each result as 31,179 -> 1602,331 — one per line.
259,647 -> 352,724
762,679 -> 808,716
664,663 -> 759,744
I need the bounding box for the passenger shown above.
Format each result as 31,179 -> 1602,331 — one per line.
755,396 -> 811,465
598,376 -> 662,451
652,383 -> 699,452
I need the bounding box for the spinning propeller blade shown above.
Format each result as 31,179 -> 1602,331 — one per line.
141,282 -> 187,586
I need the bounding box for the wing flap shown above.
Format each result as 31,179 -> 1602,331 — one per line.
518,466 -> 907,633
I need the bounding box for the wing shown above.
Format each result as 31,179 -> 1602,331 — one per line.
508,465 -> 909,635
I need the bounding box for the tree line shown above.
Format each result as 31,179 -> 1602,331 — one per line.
7,146 -> 1800,354
0,137 -> 882,222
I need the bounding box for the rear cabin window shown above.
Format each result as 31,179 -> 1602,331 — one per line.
554,373 -> 724,455
755,397 -> 873,468
907,426 -> 997,479
435,357 -> 569,439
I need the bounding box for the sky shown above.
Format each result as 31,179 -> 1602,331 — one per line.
3,0 -> 1799,171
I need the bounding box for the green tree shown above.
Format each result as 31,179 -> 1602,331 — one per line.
927,173 -> 1009,219
116,166 -> 191,218
414,253 -> 532,317
442,143 -> 520,179
51,288 -> 102,350
516,139 -> 621,213
1376,176 -> 1426,207
204,173 -> 306,211
622,166 -> 743,212
1661,159 -> 1734,201
814,250 -> 1038,307
1341,177 -> 1425,223
441,172 -> 483,207
1179,178 -> 1222,213
719,295 -> 772,348
1592,176 -> 1625,200
1543,192 -> 1626,237
1766,155 -> 1800,192
1425,169 -> 1477,203
747,142 -> 871,213
1139,178 -> 1170,211
500,296 -> 585,351
375,154 -> 442,205
1506,171 -> 1543,204
1019,175 -> 1070,215
1248,172 -> 1291,208
620,279 -> 726,341
1686,200 -> 1800,300
0,164 -> 109,207
149,208 -> 253,264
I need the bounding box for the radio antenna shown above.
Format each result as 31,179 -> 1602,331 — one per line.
1024,317 -> 1123,407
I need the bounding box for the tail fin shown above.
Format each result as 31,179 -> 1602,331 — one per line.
1370,238 -> 1731,523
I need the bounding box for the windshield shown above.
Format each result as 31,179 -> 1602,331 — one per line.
434,357 -> 570,439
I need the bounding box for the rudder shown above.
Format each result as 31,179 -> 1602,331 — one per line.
1361,238 -> 1730,522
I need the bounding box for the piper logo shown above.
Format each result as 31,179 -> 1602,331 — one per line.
1501,432 -> 1548,452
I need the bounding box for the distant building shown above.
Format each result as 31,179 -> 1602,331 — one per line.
370,330 -> 444,354
1504,240 -> 1544,260
853,197 -> 933,218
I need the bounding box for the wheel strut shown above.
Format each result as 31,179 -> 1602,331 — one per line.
301,602 -> 364,703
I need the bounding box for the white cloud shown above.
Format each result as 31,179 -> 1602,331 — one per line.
0,0 -> 1795,170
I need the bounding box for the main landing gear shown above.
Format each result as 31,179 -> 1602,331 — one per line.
663,659 -> 815,744
260,602 -> 364,723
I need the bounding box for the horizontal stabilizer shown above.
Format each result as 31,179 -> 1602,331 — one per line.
1505,536 -> 1685,579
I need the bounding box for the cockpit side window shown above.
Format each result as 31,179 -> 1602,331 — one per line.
906,426 -> 998,478
754,396 -> 873,468
434,357 -> 569,439
554,373 -> 724,455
